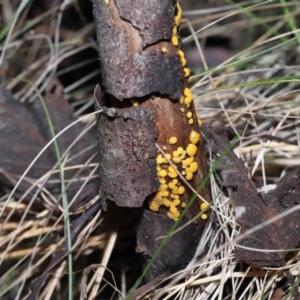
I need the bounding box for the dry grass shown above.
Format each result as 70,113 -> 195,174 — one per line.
1,0 -> 300,299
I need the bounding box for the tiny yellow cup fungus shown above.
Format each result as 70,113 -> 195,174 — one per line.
200,202 -> 209,211
159,169 -> 167,177
189,131 -> 200,144
169,136 -> 178,144
201,213 -> 208,220
156,154 -> 164,164
185,172 -> 193,181
189,161 -> 198,173
177,186 -> 185,195
169,205 -> 177,214
172,25 -> 177,36
164,199 -> 171,207
183,67 -> 190,77
178,50 -> 187,67
173,150 -> 179,158
175,2 -> 182,26
172,36 -> 179,46
168,181 -> 176,190
177,147 -> 184,154
173,199 -> 180,206
188,119 -> 194,125
186,143 -> 197,157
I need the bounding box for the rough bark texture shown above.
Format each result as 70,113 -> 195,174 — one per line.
136,209 -> 201,281
95,95 -> 159,210
115,0 -> 176,47
93,0 -> 183,100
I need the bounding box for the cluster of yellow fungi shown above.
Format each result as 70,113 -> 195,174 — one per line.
149,130 -> 204,220
148,2 -> 208,221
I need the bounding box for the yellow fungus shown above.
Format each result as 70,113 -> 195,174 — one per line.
178,50 -> 187,67
180,107 -> 185,112
186,143 -> 197,157
156,197 -> 164,205
184,67 -> 190,77
168,182 -> 176,190
178,50 -> 184,59
149,202 -> 159,212
198,119 -> 203,126
172,186 -> 178,193
174,211 -> 180,218
177,186 -> 185,195
173,157 -> 182,163
181,56 -> 187,67
175,2 -> 182,27
169,205 -> 177,214
163,146 -> 167,150
189,161 -> 198,173
156,154 -> 164,164
104,0 -> 109,3
167,212 -> 176,220
200,202 -> 209,211
156,166 -> 161,172
201,213 -> 208,220
159,170 -> 167,177
168,172 -> 178,179
183,88 -> 193,106
184,95 -> 193,106
159,178 -> 166,184
159,184 -> 168,190
181,171 -> 186,175
165,153 -> 171,160
169,136 -> 178,144
132,100 -> 139,106
162,190 -> 169,197
164,199 -> 171,207
188,119 -> 194,125
173,150 -> 179,158
168,166 -> 176,173
186,111 -> 192,118
172,25 -> 177,36
161,47 -> 167,53
171,36 -> 179,46
184,88 -> 192,98
185,172 -> 193,181
173,179 -> 178,183
177,147 -> 184,154
173,199 -> 180,206
190,131 -> 200,144
181,202 -> 187,208
179,96 -> 184,104
183,156 -> 194,166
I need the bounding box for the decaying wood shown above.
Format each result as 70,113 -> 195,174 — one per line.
93,0 -> 183,100
136,209 -> 201,281
201,125 -> 300,268
95,92 -> 159,210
